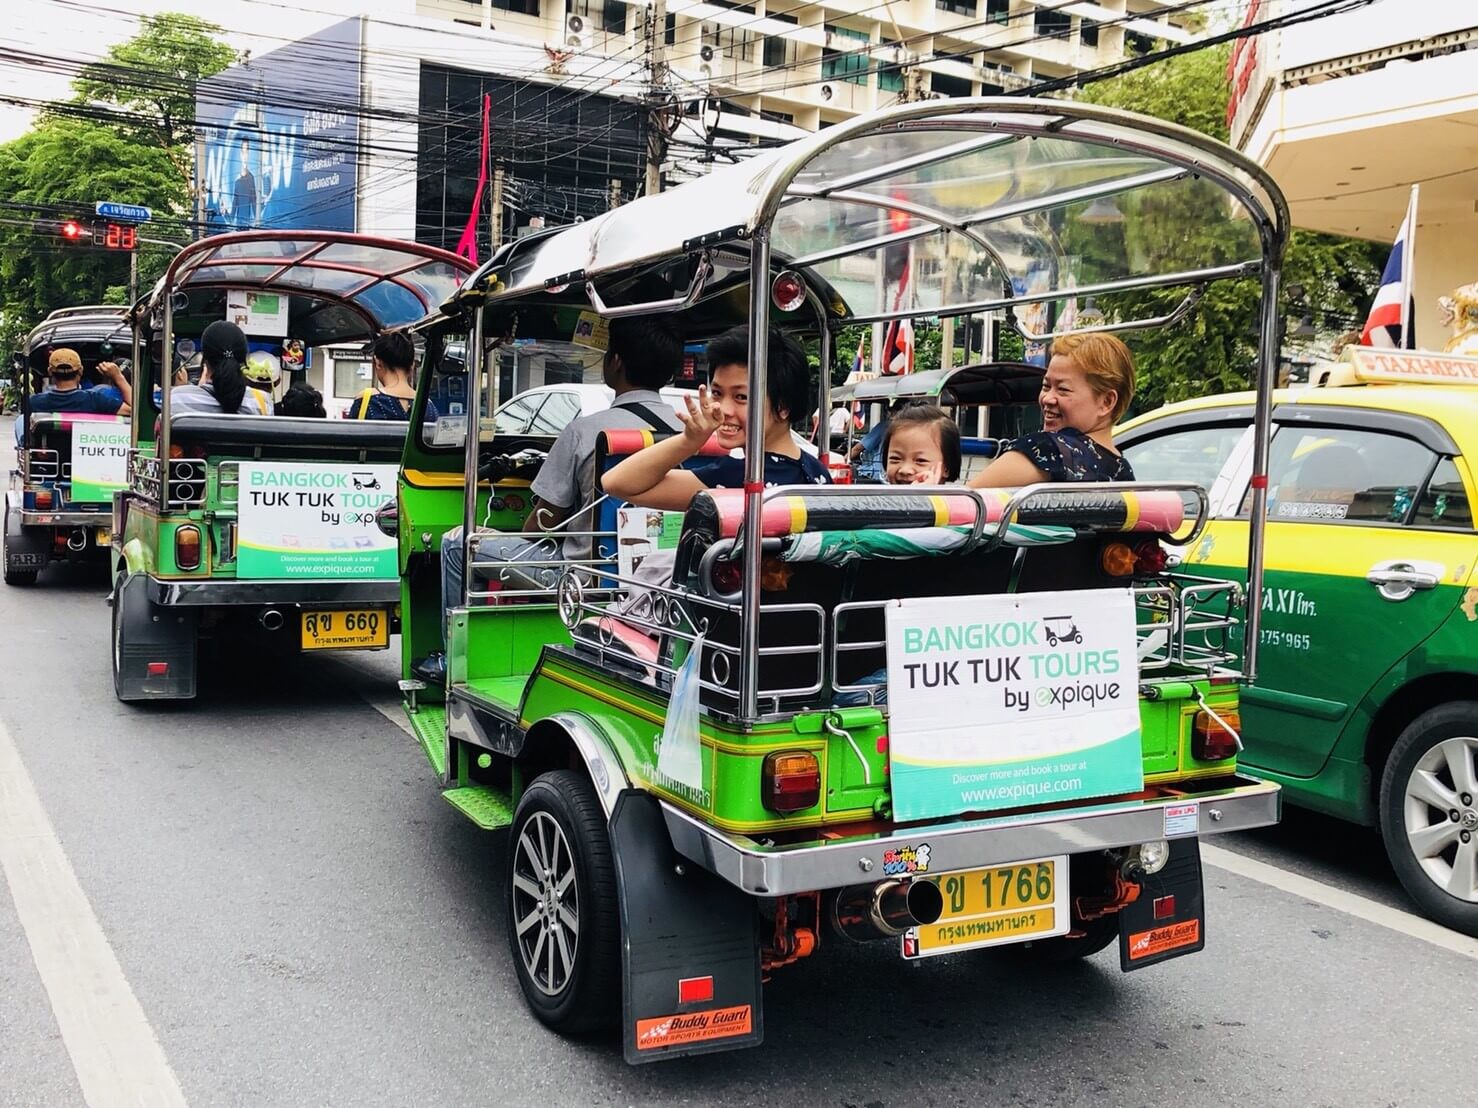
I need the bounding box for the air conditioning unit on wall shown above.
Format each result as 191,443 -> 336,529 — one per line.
566,13 -> 590,50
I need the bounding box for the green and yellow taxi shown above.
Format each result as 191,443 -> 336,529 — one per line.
1119,346 -> 1478,935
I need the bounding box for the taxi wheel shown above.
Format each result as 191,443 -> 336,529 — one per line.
1380,704 -> 1478,937
505,769 -> 620,1034
1009,913 -> 1118,962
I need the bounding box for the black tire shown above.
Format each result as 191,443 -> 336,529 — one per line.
506,769 -> 621,1034
110,575 -> 129,701
1378,703 -> 1478,936
1,512 -> 39,586
1007,913 -> 1119,963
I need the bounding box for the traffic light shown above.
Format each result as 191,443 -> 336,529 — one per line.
32,219 -> 94,244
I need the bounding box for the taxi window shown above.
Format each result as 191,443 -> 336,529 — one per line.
1414,457 -> 1473,531
494,394 -> 542,434
525,390 -> 582,436
1121,422 -> 1246,491
1249,426 -> 1437,525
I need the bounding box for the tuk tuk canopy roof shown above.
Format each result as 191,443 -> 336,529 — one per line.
137,232 -> 473,342
833,362 -> 1043,406
471,98 -> 1287,328
26,307 -> 130,357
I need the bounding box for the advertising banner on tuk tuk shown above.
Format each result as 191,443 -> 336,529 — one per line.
68,419 -> 132,502
884,589 -> 1143,821
236,462 -> 397,579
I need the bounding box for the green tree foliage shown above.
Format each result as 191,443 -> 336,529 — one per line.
0,13 -> 232,363
70,12 -> 236,188
1077,43 -> 1384,414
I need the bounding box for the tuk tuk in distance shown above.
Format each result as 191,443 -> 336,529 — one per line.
110,231 -> 472,701
832,360 -> 1045,482
4,306 -> 132,584
396,97 -> 1288,1063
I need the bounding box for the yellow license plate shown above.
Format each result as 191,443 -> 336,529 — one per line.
95,528 -> 111,546
300,608 -> 388,651
902,856 -> 1069,959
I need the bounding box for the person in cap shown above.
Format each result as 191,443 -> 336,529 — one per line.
18,347 -> 132,444
170,321 -> 270,417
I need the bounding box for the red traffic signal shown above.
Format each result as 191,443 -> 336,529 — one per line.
33,219 -> 94,244
60,220 -> 85,240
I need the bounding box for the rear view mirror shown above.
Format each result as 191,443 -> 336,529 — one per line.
375,499 -> 399,539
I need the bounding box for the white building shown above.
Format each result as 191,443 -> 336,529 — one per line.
1228,0 -> 1478,346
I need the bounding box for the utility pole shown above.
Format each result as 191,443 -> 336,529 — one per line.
490,164 -> 505,249
609,178 -> 623,210
644,0 -> 669,196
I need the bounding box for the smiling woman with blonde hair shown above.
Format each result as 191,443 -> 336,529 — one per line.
970,331 -> 1136,487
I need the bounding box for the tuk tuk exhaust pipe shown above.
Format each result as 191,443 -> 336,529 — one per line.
258,609 -> 285,632
831,879 -> 944,942
66,528 -> 88,552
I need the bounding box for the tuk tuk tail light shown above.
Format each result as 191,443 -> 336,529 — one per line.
1100,542 -> 1136,577
770,270 -> 807,313
762,751 -> 820,813
1133,539 -> 1168,576
33,489 -> 54,510
175,524 -> 202,571
1192,708 -> 1241,762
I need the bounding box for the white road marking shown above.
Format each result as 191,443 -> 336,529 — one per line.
0,716 -> 189,1107
1202,843 -> 1478,961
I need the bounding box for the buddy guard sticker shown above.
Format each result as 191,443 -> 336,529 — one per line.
635,1005 -> 753,1051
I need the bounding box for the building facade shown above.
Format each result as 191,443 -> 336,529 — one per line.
1229,0 -> 1478,347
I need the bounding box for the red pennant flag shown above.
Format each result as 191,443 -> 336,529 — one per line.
455,94 -> 491,265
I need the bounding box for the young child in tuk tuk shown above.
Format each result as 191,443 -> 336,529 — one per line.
834,404 -> 961,707
881,403 -> 961,485
601,326 -> 831,508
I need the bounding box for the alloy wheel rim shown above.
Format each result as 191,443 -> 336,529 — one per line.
511,811 -> 580,996
1403,735 -> 1478,903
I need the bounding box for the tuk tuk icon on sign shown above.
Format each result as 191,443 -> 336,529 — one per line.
1043,615 -> 1083,648
352,472 -> 382,491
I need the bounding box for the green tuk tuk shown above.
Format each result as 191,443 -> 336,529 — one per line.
109,231 -> 472,701
395,98 -> 1288,1063
4,306 -> 132,585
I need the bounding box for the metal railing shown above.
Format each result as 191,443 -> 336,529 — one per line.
128,450 -> 207,510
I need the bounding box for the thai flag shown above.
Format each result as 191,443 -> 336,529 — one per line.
850,333 -> 866,428
1360,186 -> 1418,349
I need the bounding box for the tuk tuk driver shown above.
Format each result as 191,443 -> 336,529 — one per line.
415,316 -> 685,684
16,348 -> 132,445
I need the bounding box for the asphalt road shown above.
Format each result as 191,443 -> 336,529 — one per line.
2,418 -> 1474,1107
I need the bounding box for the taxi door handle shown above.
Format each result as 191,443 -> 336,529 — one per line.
1366,560 -> 1441,601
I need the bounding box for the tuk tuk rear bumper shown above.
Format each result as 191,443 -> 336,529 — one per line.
21,510 -> 109,528
146,578 -> 399,607
661,775 -> 1280,897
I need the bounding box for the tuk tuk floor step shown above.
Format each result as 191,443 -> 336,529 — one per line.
455,675 -> 529,718
443,785 -> 514,830
405,705 -> 446,778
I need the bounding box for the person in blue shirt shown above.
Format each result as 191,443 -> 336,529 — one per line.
17,348 -> 131,444
602,326 -> 830,509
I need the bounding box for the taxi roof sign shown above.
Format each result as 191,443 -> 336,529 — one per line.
1336,347 -> 1478,387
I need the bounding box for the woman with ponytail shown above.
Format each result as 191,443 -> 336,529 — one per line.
171,321 -> 271,416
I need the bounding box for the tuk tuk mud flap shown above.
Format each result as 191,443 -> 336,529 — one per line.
610,792 -> 763,1064
1119,837 -> 1206,971
114,573 -> 197,700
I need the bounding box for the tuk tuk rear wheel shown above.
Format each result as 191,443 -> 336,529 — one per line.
506,769 -> 620,1034
1,511 -> 38,586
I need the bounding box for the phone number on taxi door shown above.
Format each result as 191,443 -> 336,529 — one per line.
1259,628 -> 1311,651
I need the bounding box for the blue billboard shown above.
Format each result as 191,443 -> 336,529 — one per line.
197,18 -> 361,233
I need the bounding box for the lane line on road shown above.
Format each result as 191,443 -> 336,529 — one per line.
1202,844 -> 1478,961
0,715 -> 190,1108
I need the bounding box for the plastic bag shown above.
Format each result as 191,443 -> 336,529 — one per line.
657,632 -> 705,791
